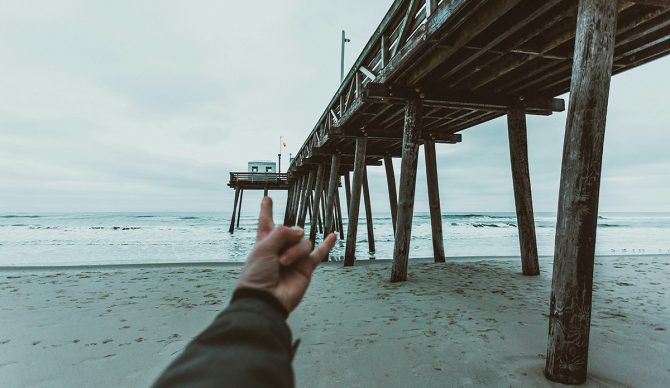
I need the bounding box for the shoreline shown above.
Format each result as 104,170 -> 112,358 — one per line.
0,253 -> 664,272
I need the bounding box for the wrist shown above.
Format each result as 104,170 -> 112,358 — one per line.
231,288 -> 289,318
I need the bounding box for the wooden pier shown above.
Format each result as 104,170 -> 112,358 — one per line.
230,0 -> 670,383
227,172 -> 289,233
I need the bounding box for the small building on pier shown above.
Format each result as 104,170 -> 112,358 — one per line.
248,160 -> 276,173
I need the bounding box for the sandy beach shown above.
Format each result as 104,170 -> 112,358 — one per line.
1,255 -> 668,387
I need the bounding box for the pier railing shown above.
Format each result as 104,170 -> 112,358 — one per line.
289,0 -> 448,170
229,172 -> 289,185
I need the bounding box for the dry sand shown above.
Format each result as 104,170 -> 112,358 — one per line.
0,255 -> 668,387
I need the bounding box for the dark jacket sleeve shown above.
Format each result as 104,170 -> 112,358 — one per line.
152,289 -> 294,388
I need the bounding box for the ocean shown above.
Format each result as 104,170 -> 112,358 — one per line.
1,212 -> 669,267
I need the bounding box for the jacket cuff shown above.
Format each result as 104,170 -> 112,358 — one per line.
230,288 -> 289,319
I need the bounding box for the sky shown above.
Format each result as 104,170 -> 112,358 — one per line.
1,0 -> 669,214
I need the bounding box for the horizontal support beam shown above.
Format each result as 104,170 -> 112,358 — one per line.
330,127 -> 462,144
312,148 -> 398,158
364,83 -> 565,114
293,154 -> 383,169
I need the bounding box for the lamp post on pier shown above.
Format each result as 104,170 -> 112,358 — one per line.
278,136 -> 286,173
341,30 -> 350,83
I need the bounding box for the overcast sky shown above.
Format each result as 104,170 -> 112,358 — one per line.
1,0 -> 669,213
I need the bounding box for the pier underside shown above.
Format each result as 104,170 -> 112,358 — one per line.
229,0 -> 670,384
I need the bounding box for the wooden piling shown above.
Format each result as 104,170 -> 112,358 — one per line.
332,192 -> 338,233
424,140 -> 445,263
283,183 -> 294,226
324,154 -> 341,235
335,184 -> 345,240
507,109 -> 539,275
391,99 -> 423,282
383,156 -> 398,234
344,172 -> 352,212
545,0 -> 617,384
362,167 -> 376,254
317,208 -> 323,234
309,165 -> 325,242
295,175 -> 307,227
288,182 -> 298,225
320,187 -> 327,234
344,137 -> 367,266
286,181 -> 296,226
288,176 -> 302,226
263,187 -> 269,197
236,189 -> 244,229
306,194 -> 313,226
294,175 -> 307,226
299,169 -> 316,228
229,187 -> 241,234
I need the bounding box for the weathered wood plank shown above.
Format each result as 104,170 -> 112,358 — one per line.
391,99 -> 423,282
507,109 -> 539,276
384,156 -> 398,233
332,126 -> 462,144
364,83 -> 565,113
545,0 -> 618,384
402,0 -> 522,84
424,140 -> 445,263
344,137 -> 368,266
437,0 -> 563,82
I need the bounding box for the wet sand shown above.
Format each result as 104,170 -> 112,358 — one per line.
0,255 -> 668,387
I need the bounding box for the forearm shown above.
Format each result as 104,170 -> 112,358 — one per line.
153,289 -> 294,388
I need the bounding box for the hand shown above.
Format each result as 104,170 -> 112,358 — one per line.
235,197 -> 336,313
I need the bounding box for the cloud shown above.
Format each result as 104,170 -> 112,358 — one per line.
0,0 -> 669,212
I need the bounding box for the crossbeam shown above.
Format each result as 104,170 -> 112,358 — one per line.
330,127 -> 462,144
364,83 -> 565,115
